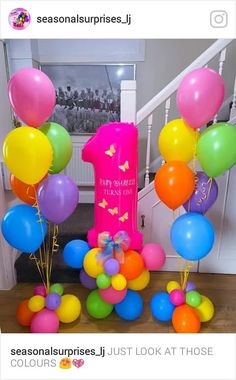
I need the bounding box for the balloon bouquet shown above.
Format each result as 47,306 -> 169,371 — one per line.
1,68 -> 81,333
62,122 -> 167,321
151,68 -> 236,333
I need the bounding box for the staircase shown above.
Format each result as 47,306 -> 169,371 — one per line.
15,39 -> 236,282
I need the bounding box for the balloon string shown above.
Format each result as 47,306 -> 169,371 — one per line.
191,129 -> 199,175
33,185 -> 51,291
29,253 -> 47,289
178,258 -> 195,290
49,224 -> 59,280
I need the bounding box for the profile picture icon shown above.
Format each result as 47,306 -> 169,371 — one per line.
9,8 -> 31,30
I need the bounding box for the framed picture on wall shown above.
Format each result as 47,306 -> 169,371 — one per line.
40,64 -> 135,135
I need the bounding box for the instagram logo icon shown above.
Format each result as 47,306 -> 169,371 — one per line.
8,8 -> 31,30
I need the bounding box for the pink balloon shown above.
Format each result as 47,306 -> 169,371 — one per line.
99,286 -> 127,304
33,284 -> 47,297
30,309 -> 59,333
141,243 -> 166,270
177,68 -> 225,129
8,68 -> 55,127
170,289 -> 185,306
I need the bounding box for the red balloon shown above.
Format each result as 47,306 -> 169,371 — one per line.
154,161 -> 195,210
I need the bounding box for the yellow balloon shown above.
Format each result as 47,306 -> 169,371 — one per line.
83,248 -> 104,278
158,119 -> 199,163
3,126 -> 53,184
128,269 -> 150,291
56,294 -> 81,323
196,295 -> 214,322
28,295 -> 45,312
166,281 -> 181,294
111,274 -> 127,291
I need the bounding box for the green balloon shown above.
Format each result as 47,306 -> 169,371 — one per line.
86,290 -> 113,319
49,283 -> 64,296
186,290 -> 202,308
39,122 -> 72,174
197,122 -> 236,177
96,273 -> 111,289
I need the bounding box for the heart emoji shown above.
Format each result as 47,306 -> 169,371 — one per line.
72,359 -> 84,368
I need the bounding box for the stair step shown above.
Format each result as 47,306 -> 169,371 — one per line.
15,203 -> 94,283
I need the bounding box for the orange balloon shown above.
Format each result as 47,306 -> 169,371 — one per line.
120,250 -> 144,280
172,304 -> 201,333
154,161 -> 195,210
10,174 -> 45,205
16,299 -> 35,326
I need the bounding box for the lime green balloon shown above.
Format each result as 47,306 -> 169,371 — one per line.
86,290 -> 113,319
96,273 -> 111,289
49,283 -> 64,296
39,122 -> 72,174
186,290 -> 202,308
197,123 -> 236,177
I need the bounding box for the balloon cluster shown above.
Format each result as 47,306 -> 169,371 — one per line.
150,280 -> 214,333
63,236 -> 166,321
1,68 -> 78,253
14,11 -> 30,28
153,67 -> 236,331
16,284 -> 81,333
1,67 -> 81,333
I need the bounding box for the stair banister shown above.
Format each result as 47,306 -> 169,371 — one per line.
137,39 -> 233,125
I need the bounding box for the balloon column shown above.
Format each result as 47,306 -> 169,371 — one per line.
63,234 -> 166,320
1,67 -> 81,332
152,67 -> 236,332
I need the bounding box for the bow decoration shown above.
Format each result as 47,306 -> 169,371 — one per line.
97,231 -> 131,264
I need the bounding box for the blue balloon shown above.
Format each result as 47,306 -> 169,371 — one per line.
170,212 -> 214,261
63,240 -> 90,268
150,292 -> 175,322
115,290 -> 143,321
1,204 -> 47,253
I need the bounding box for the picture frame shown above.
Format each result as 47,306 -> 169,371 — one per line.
40,64 -> 136,135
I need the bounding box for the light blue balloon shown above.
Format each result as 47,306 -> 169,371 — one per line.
150,292 -> 175,322
1,204 -> 47,253
115,290 -> 143,321
63,240 -> 90,268
170,212 -> 214,261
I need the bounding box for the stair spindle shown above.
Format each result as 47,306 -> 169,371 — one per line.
213,48 -> 227,124
232,76 -> 236,110
164,98 -> 171,125
144,114 -> 153,187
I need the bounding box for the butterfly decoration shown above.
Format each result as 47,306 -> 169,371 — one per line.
108,207 -> 118,216
119,160 -> 129,172
119,212 -> 128,222
98,198 -> 108,208
105,144 -> 116,157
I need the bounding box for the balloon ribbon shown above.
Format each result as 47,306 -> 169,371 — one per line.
97,231 -> 131,264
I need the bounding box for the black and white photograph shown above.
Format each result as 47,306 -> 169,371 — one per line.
41,64 -> 135,134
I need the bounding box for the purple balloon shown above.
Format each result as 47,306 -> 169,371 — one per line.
185,281 -> 196,292
104,258 -> 120,276
37,174 -> 79,224
80,269 -> 97,289
183,171 -> 218,214
46,293 -> 61,310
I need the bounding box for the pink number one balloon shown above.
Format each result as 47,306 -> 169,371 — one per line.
82,122 -> 143,250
